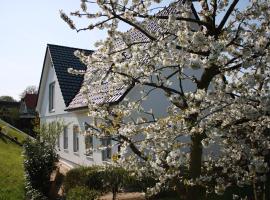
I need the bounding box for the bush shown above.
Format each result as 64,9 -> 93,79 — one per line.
23,137 -> 58,198
102,166 -> 130,200
124,174 -> 157,192
64,166 -> 130,199
25,185 -> 48,200
64,166 -> 105,193
66,186 -> 100,200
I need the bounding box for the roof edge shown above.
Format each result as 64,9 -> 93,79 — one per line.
64,105 -> 88,112
47,43 -> 94,54
36,46 -> 49,113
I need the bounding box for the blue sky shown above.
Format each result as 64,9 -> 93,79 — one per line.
0,0 -> 248,100
0,0 -> 107,100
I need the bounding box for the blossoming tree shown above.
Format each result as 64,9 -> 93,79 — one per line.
61,0 -> 270,199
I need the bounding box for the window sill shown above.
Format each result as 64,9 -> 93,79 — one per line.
86,156 -> 94,160
74,152 -> 80,156
64,149 -> 69,153
49,109 -> 55,113
102,159 -> 111,163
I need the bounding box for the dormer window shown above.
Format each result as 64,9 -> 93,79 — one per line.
49,82 -> 55,112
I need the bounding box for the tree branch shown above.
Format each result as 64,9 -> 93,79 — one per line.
217,0 -> 240,32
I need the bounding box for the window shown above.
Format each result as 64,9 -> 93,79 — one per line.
73,125 -> 79,152
63,126 -> 68,149
85,135 -> 93,157
101,137 -> 111,161
84,123 -> 93,157
49,82 -> 55,112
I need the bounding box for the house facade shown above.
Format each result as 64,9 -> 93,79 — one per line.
36,44 -> 114,168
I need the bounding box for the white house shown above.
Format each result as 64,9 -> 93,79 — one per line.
36,44 -> 201,169
36,44 -> 112,168
36,2 -> 201,168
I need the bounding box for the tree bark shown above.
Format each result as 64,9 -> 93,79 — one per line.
187,135 -> 203,200
112,188 -> 117,200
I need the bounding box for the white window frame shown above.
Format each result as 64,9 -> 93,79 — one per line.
63,126 -> 68,150
49,82 -> 55,112
73,125 -> 79,152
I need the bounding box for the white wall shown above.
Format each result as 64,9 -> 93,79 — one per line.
38,51 -> 117,168
38,54 -> 67,118
126,68 -> 203,120
40,109 -> 117,168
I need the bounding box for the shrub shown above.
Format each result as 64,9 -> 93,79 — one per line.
64,166 -> 105,193
102,166 -> 130,200
25,185 -> 48,200
23,137 -> 58,198
64,166 -> 157,200
64,166 -> 130,199
66,186 -> 100,200
124,174 -> 157,192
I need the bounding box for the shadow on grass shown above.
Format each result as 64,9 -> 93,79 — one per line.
0,132 -> 7,143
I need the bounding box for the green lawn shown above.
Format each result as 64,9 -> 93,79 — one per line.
0,138 -> 25,200
0,120 -> 27,200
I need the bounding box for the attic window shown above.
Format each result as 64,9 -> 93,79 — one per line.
49,82 -> 55,112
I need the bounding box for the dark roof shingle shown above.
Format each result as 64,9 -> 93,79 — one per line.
47,44 -> 93,106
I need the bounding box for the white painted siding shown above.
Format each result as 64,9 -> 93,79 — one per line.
37,51 -> 117,168
39,59 -> 66,118
40,111 -> 116,168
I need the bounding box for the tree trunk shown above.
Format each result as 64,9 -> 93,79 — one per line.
112,189 -> 117,200
187,135 -> 203,200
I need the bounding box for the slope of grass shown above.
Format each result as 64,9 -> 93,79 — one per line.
0,119 -> 28,143
0,138 -> 25,200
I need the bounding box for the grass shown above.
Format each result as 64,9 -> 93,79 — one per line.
0,119 -> 27,200
0,138 -> 25,200
0,119 -> 28,143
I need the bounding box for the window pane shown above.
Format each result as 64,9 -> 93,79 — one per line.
73,125 -> 79,152
102,150 -> 106,161
63,126 -> 68,149
51,84 -> 54,109
107,148 -> 111,159
49,82 -> 55,111
101,137 -> 112,161
85,135 -> 93,149
85,135 -> 93,156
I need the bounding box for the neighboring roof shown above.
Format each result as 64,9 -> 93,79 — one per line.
22,94 -> 38,109
47,44 -> 94,106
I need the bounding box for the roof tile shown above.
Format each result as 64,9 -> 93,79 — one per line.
48,44 -> 93,106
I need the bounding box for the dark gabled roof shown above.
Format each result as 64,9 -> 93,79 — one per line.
47,44 -> 94,106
